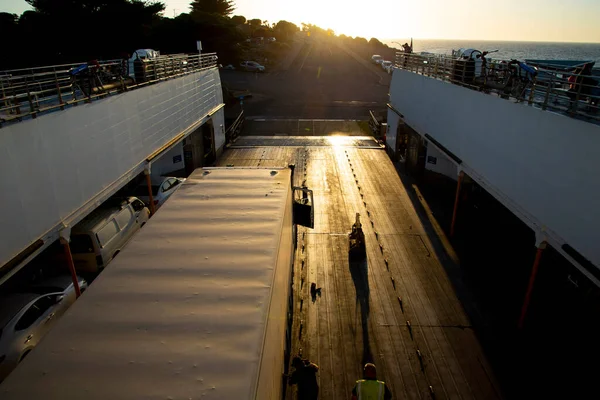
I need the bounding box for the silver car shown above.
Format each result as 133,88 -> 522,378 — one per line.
0,291 -> 73,382
132,177 -> 185,209
381,60 -> 393,74
30,275 -> 88,299
240,61 -> 265,72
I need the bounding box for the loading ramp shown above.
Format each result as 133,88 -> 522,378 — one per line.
220,136 -> 502,399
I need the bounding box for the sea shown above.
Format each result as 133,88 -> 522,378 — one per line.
381,39 -> 600,63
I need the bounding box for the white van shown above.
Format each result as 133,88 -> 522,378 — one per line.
70,197 -> 150,273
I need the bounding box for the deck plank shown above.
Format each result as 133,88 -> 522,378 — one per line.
220,139 -> 502,400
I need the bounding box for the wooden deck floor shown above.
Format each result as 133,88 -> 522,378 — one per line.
217,138 -> 502,400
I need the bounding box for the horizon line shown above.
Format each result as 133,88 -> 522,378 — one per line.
379,37 -> 600,45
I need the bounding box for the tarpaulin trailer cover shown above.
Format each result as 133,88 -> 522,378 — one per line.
1,167 -> 295,400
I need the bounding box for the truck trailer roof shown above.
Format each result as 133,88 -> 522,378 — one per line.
1,167 -> 295,400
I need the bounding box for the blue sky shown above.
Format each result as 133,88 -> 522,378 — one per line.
2,0 -> 599,42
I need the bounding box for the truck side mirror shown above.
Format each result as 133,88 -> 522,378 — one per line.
292,186 -> 314,229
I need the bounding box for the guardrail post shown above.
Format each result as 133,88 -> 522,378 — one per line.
518,239 -> 546,329
572,75 -> 583,114
59,228 -> 81,299
24,78 -> 36,118
86,70 -> 93,103
11,85 -> 21,119
0,77 -> 6,109
450,170 -> 464,237
527,77 -> 536,106
54,67 -> 65,110
542,75 -> 553,110
144,167 -> 156,216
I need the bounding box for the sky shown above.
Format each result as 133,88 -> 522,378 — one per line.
2,0 -> 600,43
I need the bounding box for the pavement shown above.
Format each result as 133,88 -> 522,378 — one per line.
219,38 -> 391,122
243,118 -> 370,136
337,43 -> 392,85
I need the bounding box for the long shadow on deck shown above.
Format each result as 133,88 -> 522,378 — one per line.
349,257 -> 372,366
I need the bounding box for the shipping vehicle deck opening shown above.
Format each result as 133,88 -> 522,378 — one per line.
1,136 -> 503,399
219,136 -> 503,400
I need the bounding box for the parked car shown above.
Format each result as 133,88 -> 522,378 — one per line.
132,177 -> 185,209
240,61 -> 265,72
0,292 -> 71,382
30,275 -> 88,300
70,197 -> 150,273
371,55 -> 383,64
222,64 -> 235,70
382,60 -> 393,73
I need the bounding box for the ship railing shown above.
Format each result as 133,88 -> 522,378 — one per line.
0,53 -> 218,128
225,109 -> 245,145
394,52 -> 600,123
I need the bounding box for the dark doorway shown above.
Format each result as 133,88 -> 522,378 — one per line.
202,119 -> 216,165
405,129 -> 426,176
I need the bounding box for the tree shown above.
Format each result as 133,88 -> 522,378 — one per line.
26,0 -> 164,17
16,0 -> 165,65
0,13 -> 20,69
0,12 -> 18,25
369,37 -> 384,47
247,18 -> 262,28
231,14 -> 245,25
273,20 -> 299,42
252,26 -> 271,38
354,37 -> 368,46
190,0 -> 235,16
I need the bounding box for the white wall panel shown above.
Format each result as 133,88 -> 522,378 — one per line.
151,143 -> 185,177
0,67 -> 223,268
425,144 -> 458,179
385,109 -> 400,154
389,69 -> 600,268
212,108 -> 226,152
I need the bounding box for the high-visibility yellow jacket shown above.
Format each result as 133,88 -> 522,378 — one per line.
355,379 -> 386,400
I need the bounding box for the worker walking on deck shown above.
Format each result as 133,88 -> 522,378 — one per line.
351,363 -> 392,400
289,356 -> 319,400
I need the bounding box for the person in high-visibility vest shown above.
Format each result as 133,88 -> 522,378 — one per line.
351,363 -> 392,400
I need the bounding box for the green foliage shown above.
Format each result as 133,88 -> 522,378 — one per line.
252,26 -> 271,38
0,12 -> 17,24
369,37 -> 384,47
300,23 -> 334,38
273,20 -> 299,42
354,37 -> 368,46
247,18 -> 262,28
0,1 -> 389,70
2,1 -> 165,68
190,0 -> 235,16
231,15 -> 245,25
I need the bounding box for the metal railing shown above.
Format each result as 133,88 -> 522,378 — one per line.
394,52 -> 600,123
225,109 -> 245,144
0,53 -> 218,127
368,110 -> 381,137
